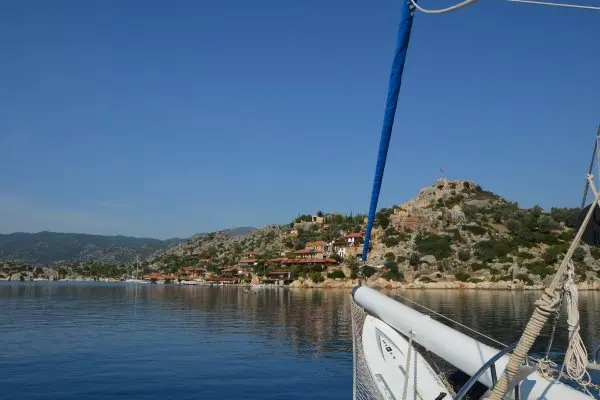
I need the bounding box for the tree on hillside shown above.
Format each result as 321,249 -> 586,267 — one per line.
550,207 -> 580,228
361,265 -> 376,278
375,208 -> 393,230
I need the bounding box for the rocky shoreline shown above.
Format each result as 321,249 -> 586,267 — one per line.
288,277 -> 600,291
3,274 -> 600,291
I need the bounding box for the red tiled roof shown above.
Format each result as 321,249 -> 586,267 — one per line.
292,258 -> 338,264
206,277 -> 239,282
179,266 -> 206,273
221,266 -> 239,272
344,232 -> 365,238
295,249 -> 313,254
239,258 -> 257,263
306,241 -> 327,247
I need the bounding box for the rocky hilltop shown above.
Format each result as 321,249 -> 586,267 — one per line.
145,179 -> 599,289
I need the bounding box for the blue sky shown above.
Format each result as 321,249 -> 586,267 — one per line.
1,0 -> 599,239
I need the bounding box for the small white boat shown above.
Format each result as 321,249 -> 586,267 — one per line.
124,278 -> 147,284
179,280 -> 198,285
125,256 -> 147,283
250,284 -> 267,289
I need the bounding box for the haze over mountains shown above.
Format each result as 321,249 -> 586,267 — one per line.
0,227 -> 256,265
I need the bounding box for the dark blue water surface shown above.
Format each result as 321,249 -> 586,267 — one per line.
1,282 -> 599,399
1,283 -> 353,400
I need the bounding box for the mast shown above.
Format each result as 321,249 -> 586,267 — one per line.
136,255 -> 140,279
362,0 -> 416,261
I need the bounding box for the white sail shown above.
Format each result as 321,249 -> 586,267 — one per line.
353,285 -> 590,400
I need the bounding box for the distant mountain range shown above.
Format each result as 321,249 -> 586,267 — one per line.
0,227 -> 256,265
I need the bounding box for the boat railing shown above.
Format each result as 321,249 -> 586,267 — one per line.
454,342 -> 519,400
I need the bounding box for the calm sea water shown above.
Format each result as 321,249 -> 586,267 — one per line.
1,282 -> 599,399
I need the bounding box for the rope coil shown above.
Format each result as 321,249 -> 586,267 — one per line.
561,262 -> 591,383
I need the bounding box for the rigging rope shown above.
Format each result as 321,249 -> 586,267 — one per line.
383,289 -> 508,348
402,333 -> 414,400
409,0 -> 479,14
506,0 -> 600,10
581,127 -> 600,209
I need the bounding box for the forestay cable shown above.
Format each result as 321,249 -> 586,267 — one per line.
506,0 -> 600,11
409,0 -> 480,14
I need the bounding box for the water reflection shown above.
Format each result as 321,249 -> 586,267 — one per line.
1,283 -> 599,365
389,289 -> 600,356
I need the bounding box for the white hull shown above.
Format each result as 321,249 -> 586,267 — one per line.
362,315 -> 452,400
353,286 -> 589,400
179,280 -> 199,285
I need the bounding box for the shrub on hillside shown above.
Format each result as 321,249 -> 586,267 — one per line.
382,258 -> 404,281
537,215 -> 558,234
330,253 -> 342,262
518,251 -> 535,260
474,239 -> 513,262
415,234 -> 452,259
525,261 -> 553,278
458,249 -> 471,262
294,215 -> 313,223
558,230 -> 575,242
449,229 -> 465,243
383,236 -> 401,247
542,243 -> 569,264
361,265 -> 376,278
517,273 -> 534,285
573,246 -> 586,262
308,272 -> 324,283
455,271 -> 471,282
409,252 -> 421,267
438,259 -> 450,271
470,262 -> 488,271
550,207 -> 579,228
462,224 -> 487,235
375,208 -> 393,230
383,268 -> 404,282
327,270 -> 346,279
384,227 -> 400,237
384,259 -> 398,270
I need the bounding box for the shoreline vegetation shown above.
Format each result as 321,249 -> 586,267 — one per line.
2,180 -> 600,291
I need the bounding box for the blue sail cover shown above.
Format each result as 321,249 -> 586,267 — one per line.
362,0 -> 416,261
